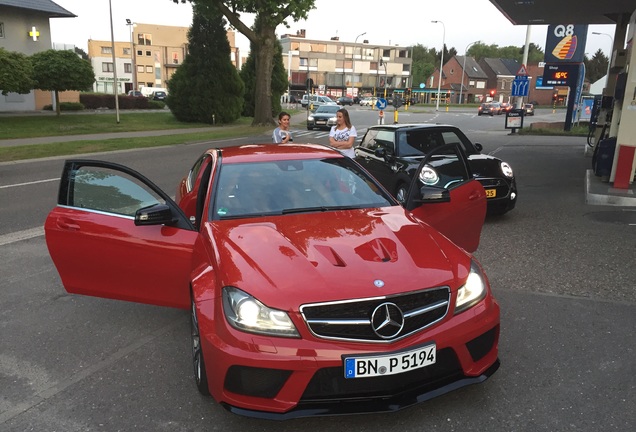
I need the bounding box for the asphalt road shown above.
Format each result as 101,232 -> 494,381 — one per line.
1,108 -> 634,431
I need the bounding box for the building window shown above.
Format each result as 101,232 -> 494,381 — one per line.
102,62 -> 114,72
123,47 -> 130,55
145,66 -> 153,73
101,46 -> 112,54
124,63 -> 132,73
145,50 -> 151,57
0,22 -> 4,38
137,49 -> 143,56
137,65 -> 144,73
137,33 -> 152,46
403,64 -> 411,73
382,49 -> 391,58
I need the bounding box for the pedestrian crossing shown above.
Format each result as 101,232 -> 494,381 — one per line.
291,127 -> 369,141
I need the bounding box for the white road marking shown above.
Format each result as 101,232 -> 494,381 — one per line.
0,178 -> 58,189
0,227 -> 45,246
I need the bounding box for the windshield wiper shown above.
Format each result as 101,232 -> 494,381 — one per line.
281,205 -> 363,215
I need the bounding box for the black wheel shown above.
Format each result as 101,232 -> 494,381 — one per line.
395,183 -> 409,205
191,297 -> 210,395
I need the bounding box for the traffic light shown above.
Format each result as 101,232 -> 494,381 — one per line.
552,92 -> 558,101
490,90 -> 496,97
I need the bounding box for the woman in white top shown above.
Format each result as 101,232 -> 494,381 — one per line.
272,111 -> 293,143
329,108 -> 357,157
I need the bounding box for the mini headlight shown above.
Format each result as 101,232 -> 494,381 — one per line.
455,261 -> 487,314
222,287 -> 299,337
419,165 -> 439,185
307,115 -> 314,121
500,162 -> 513,178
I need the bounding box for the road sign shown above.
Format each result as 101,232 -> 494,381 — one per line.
376,98 -> 387,110
512,77 -> 529,97
516,64 -> 528,76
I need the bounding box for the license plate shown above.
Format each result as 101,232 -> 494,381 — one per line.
344,343 -> 436,378
485,189 -> 497,198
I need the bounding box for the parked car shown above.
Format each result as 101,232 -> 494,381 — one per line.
301,94 -> 337,109
337,96 -> 354,106
307,104 -> 340,130
127,90 -> 145,97
152,91 -> 167,101
524,103 -> 535,115
478,102 -> 500,116
355,124 -> 517,215
44,143 -> 499,419
360,96 -> 378,107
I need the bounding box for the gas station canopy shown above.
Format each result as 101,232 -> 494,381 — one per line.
489,0 -> 634,25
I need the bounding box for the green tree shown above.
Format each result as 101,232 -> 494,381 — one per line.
30,49 -> 94,116
0,48 -> 34,95
467,42 -> 544,64
167,2 -> 243,124
410,44 -> 439,89
175,0 -> 316,126
584,49 -> 609,84
239,17 -> 288,118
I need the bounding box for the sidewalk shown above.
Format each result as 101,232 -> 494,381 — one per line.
0,127 -> 219,148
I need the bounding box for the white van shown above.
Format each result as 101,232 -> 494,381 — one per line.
301,95 -> 337,109
140,86 -> 168,98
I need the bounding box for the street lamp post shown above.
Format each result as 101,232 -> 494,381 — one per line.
460,40 -> 479,105
126,19 -> 137,93
351,32 -> 366,99
108,0 -> 120,123
591,31 -> 614,87
431,20 -> 445,111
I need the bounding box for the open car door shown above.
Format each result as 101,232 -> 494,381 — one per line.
405,144 -> 486,253
44,160 -> 198,309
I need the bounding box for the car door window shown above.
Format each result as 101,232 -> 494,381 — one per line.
375,130 -> 396,154
359,129 -> 379,150
68,165 -> 165,217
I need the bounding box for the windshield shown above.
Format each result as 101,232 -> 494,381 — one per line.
212,158 -> 394,219
316,106 -> 339,113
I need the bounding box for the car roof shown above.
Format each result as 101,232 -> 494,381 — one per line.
211,143 -> 345,164
367,123 -> 456,131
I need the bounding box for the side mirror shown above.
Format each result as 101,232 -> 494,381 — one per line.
474,143 -> 483,152
374,147 -> 386,158
135,203 -> 175,226
405,186 -> 450,210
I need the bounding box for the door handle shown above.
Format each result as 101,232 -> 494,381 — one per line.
57,218 -> 80,231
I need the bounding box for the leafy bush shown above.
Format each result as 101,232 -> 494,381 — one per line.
79,93 -> 163,110
42,102 -> 85,111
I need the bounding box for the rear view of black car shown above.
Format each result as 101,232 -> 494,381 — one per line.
354,124 -> 517,215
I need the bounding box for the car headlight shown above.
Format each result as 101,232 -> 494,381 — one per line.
500,162 -> 513,178
329,116 -> 337,122
222,287 -> 299,337
455,261 -> 487,314
418,165 -> 439,185
307,115 -> 314,121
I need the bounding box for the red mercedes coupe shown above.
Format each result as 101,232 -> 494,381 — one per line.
45,143 -> 499,419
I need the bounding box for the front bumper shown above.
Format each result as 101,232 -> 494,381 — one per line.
197,295 -> 500,419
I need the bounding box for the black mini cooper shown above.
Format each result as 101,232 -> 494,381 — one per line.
355,124 -> 517,215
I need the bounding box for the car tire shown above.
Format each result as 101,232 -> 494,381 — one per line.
395,183 -> 409,205
307,126 -> 313,130
191,297 -> 210,396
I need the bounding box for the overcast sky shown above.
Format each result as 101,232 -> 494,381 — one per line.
49,0 -> 618,61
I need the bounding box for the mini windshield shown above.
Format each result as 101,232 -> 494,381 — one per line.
212,158 -> 394,219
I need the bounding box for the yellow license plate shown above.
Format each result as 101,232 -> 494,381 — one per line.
485,189 -> 497,198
